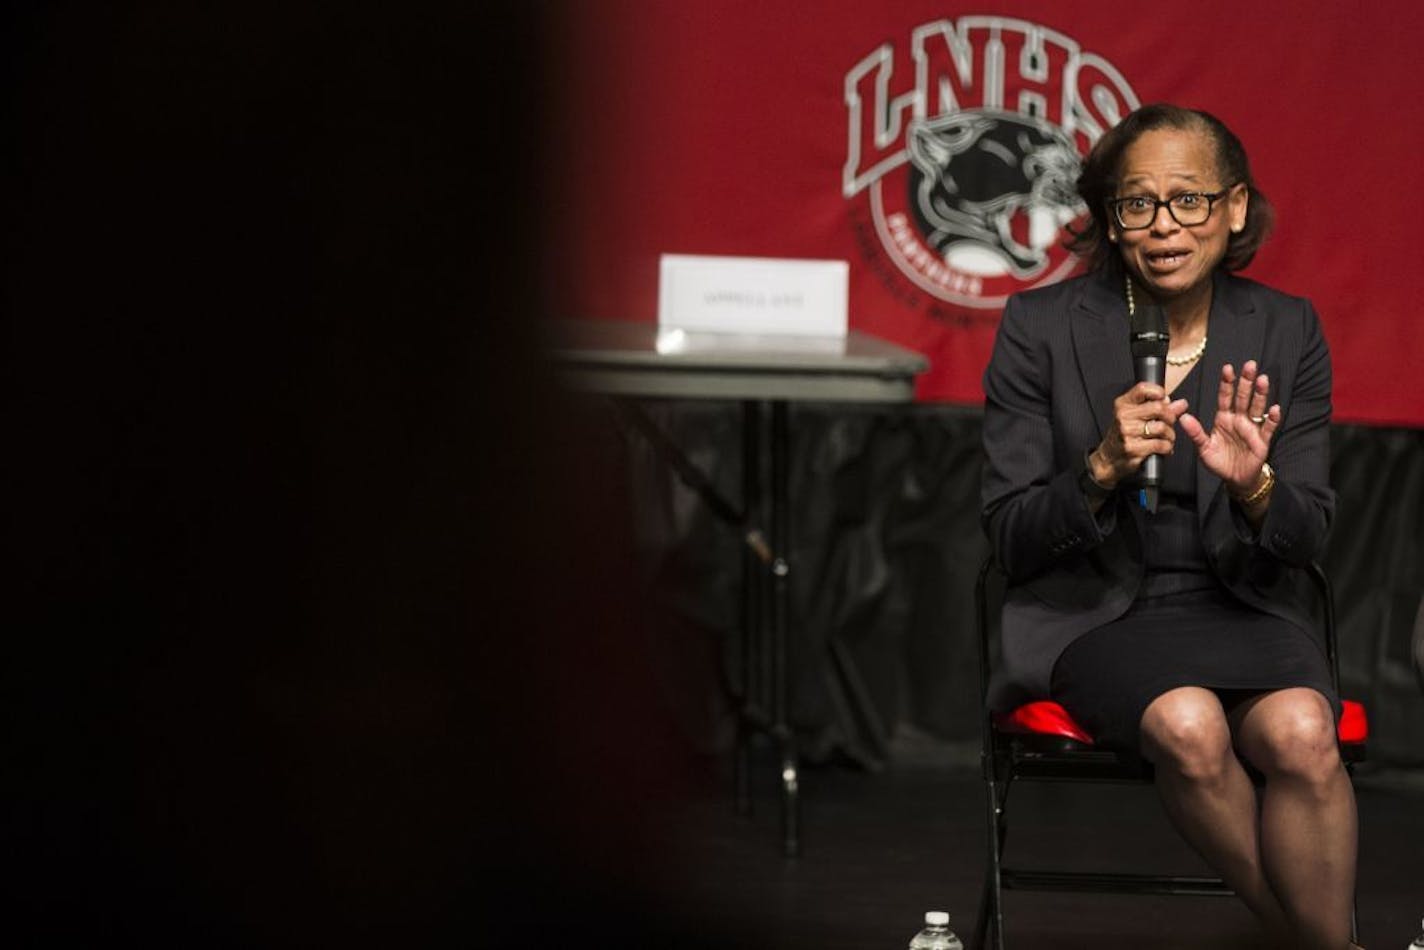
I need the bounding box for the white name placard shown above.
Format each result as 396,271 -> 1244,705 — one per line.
658,254 -> 848,337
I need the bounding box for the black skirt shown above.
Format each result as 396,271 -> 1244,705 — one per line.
1049,584 -> 1340,757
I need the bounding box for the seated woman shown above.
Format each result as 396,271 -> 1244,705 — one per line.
981,103 -> 1359,950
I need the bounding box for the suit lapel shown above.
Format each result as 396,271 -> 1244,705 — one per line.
1195,271 -> 1263,519
1070,271 -> 1135,440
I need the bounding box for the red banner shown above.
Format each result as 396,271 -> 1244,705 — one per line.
547,1 -> 1424,426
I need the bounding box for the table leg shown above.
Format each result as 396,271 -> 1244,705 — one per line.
770,399 -> 799,857
734,400 -> 761,818
613,396 -> 793,851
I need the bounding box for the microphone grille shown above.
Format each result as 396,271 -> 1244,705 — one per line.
1130,301 -> 1168,338
1130,301 -> 1169,358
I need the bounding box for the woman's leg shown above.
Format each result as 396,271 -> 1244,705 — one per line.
1139,687 -> 1291,942
1230,687 -> 1357,950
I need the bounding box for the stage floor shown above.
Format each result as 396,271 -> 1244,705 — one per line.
633,744 -> 1424,949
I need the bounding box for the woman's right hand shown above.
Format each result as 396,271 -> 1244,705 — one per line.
1088,382 -> 1190,489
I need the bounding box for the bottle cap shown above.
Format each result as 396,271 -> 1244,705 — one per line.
924,911 -> 949,926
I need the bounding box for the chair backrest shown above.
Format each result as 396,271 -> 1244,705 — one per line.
1413,593 -> 1424,696
974,556 -> 1007,758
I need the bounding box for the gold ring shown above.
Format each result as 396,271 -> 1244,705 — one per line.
1250,415 -> 1266,424
1142,420 -> 1152,438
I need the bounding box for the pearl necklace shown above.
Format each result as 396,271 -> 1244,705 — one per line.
1125,275 -> 1207,367
1165,336 -> 1208,366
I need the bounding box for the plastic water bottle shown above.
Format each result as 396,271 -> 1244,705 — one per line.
908,911 -> 963,950
1408,917 -> 1424,949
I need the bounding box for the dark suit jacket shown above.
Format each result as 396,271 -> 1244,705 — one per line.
981,268 -> 1335,711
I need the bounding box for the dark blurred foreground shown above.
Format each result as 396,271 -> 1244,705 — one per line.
9,2 -> 720,945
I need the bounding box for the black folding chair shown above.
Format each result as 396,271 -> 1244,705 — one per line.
971,558 -> 1368,950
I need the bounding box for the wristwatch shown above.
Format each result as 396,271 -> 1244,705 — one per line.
1233,461 -> 1276,506
1077,450 -> 1114,502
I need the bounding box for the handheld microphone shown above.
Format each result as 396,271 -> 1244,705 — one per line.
1129,301 -> 1170,513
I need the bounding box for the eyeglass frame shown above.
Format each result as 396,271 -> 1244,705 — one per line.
1106,184 -> 1241,231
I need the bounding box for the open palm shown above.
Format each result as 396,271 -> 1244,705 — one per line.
1179,360 -> 1280,493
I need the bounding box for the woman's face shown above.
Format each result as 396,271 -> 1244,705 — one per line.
1111,128 -> 1248,300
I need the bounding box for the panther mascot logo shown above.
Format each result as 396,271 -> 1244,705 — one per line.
906,111 -> 1084,280
843,16 -> 1139,308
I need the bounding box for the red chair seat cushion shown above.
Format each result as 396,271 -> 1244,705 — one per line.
1339,699 -> 1368,744
994,700 -> 1094,744
997,698 -> 1369,746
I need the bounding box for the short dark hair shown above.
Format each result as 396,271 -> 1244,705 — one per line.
1069,103 -> 1274,273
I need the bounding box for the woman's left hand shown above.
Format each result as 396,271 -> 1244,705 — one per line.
1178,360 -> 1281,495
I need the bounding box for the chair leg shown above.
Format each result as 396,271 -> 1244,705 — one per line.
979,774 -> 1007,950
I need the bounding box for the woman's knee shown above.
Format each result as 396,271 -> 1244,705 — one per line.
1139,688 -> 1234,779
1236,689 -> 1341,782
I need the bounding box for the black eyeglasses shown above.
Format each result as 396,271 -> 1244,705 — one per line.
1107,186 -> 1238,230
